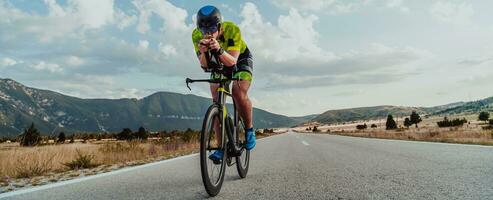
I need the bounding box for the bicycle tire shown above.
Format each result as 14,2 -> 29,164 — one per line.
235,116 -> 250,178
200,105 -> 227,197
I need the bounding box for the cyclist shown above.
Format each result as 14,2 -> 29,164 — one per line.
192,5 -> 255,163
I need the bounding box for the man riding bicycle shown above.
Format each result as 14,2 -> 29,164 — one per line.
192,5 -> 255,163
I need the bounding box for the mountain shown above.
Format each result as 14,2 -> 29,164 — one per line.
311,97 -> 491,124
0,78 -> 299,137
431,97 -> 493,116
311,106 -> 429,124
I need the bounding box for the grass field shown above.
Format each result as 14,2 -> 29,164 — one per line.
0,129 -> 284,192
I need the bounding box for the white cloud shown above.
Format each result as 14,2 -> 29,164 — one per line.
139,40 -> 149,50
430,1 -> 474,25
32,61 -> 62,73
70,0 -> 115,29
1,57 -> 18,67
271,0 -> 336,12
133,0 -> 190,34
66,56 -> 85,66
115,10 -> 137,30
158,43 -> 177,57
239,3 -> 336,64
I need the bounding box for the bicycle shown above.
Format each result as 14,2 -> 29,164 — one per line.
186,60 -> 250,197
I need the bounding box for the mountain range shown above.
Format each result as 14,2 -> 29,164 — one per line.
0,78 -> 303,137
1,78 -> 491,137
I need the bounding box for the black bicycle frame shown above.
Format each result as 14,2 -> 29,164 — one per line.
186,75 -> 244,157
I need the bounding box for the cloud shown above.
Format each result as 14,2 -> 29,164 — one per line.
271,0 -> 337,12
430,1 -> 474,25
459,57 -> 493,66
32,61 -> 62,73
139,40 -> 149,50
1,57 -> 18,67
133,0 -> 190,34
65,56 -> 85,66
238,3 -> 429,89
271,0 -> 410,14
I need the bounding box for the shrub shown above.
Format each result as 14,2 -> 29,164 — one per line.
370,124 -> 377,128
489,119 -> 493,126
410,111 -> 422,128
404,117 -> 412,128
386,115 -> 397,130
479,111 -> 490,122
19,123 -> 41,146
57,132 -> 66,143
356,123 -> 367,130
14,154 -> 55,178
63,149 -> 98,170
135,126 -> 149,140
182,128 -> 199,142
437,117 -> 467,127
312,126 -> 319,132
117,128 -> 133,140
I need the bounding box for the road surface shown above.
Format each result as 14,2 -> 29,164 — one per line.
2,132 -> 493,199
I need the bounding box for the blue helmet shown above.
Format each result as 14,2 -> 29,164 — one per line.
196,5 -> 222,34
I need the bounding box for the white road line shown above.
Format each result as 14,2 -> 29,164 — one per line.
301,140 -> 310,146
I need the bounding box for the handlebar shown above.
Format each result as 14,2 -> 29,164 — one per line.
186,77 -> 241,91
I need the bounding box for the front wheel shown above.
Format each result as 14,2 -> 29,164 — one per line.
200,105 -> 226,197
235,117 -> 250,178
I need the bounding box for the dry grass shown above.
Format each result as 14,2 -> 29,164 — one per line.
294,116 -> 493,146
0,139 -> 200,178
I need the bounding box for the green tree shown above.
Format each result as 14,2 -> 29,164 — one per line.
410,111 -> 422,128
19,123 -> 41,146
57,131 -> 66,143
404,117 -> 412,128
117,128 -> 133,140
135,126 -> 148,140
478,111 -> 490,122
386,115 -> 397,130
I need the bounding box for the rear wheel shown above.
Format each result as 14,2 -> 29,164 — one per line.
235,116 -> 250,178
200,105 -> 226,197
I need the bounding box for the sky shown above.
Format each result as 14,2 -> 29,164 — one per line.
0,0 -> 492,116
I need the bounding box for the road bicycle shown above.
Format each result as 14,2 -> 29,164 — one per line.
186,58 -> 250,197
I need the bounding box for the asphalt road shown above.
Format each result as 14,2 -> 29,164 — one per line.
2,132 -> 493,200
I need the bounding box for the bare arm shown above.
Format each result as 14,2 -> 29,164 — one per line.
209,38 -> 239,67
197,39 -> 210,69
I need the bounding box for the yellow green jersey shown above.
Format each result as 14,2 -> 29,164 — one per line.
192,21 -> 248,55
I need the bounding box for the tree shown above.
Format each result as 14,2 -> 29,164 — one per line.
135,126 -> 149,140
57,132 -> 66,143
404,118 -> 412,128
386,115 -> 397,130
410,111 -> 422,128
356,123 -> 367,130
117,128 -> 133,140
19,123 -> 41,146
479,112 -> 490,122
370,124 -> 377,128
312,126 -> 319,132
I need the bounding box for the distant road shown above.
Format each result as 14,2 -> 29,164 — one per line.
2,132 -> 493,199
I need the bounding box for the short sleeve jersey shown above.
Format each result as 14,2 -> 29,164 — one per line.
192,21 -> 248,55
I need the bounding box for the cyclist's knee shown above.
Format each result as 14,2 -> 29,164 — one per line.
232,90 -> 248,103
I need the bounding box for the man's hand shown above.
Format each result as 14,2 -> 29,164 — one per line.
209,38 -> 221,51
199,39 -> 210,54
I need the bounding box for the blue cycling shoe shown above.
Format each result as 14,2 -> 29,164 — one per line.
245,128 -> 256,150
208,150 -> 223,164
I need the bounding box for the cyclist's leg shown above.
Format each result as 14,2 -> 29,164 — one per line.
209,83 -> 221,146
232,72 -> 253,129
